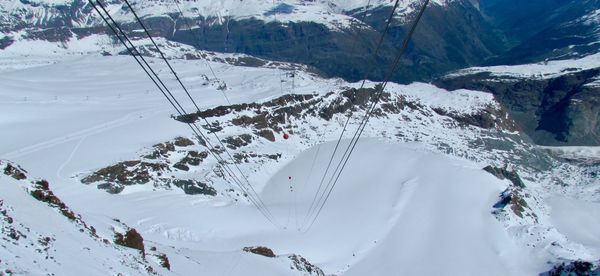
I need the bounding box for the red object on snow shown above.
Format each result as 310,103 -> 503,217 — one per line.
283,133 -> 289,140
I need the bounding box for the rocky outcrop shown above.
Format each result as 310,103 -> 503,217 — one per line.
288,254 -> 325,276
542,260 -> 600,276
483,165 -> 525,188
3,163 -> 27,180
81,137 -> 218,195
486,165 -> 538,222
114,227 -> 145,257
243,246 -> 276,258
435,68 -> 600,146
242,246 -> 324,275
170,179 -> 216,196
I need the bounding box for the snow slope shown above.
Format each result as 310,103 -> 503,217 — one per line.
0,162 -> 166,275
0,54 -> 598,274
446,52 -> 600,81
548,197 -> 600,255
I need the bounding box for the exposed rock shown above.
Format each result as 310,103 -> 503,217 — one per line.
30,180 -> 77,221
157,253 -> 171,270
542,260 -> 600,276
0,36 -> 14,49
255,129 -> 276,142
492,188 -> 537,221
170,179 -> 217,196
432,105 -> 516,130
288,254 -> 325,276
114,228 -> 145,257
96,183 -> 125,194
176,151 -> 209,170
81,160 -> 168,186
243,246 -> 276,258
222,134 -> 253,149
2,162 -> 27,181
233,152 -> 281,163
144,141 -> 177,159
173,137 -> 194,147
483,165 -> 526,188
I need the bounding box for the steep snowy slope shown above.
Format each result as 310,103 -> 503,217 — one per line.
0,161 -> 169,275
1,55 -> 599,274
0,160 -> 326,275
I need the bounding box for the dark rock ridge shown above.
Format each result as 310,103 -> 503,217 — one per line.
486,165 -> 537,221
242,246 -> 324,275
435,68 -> 600,146
483,165 -> 525,188
541,260 -> 600,276
81,137 -> 218,195
243,246 -> 276,258
180,87 -> 511,133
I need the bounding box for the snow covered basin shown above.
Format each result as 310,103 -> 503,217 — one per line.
548,197 -> 600,254
261,139 -> 543,275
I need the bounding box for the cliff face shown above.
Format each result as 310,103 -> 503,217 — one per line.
436,66 -> 600,146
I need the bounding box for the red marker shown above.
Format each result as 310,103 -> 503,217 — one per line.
283,133 -> 289,140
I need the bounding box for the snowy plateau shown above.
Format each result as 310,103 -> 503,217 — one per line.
1,0 -> 600,275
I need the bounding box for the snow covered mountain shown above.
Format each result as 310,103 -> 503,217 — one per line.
2,0 -> 600,275
0,0 -> 504,82
3,0 -> 597,83
1,53 -> 600,274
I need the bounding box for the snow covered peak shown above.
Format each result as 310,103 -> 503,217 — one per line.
1,0 -> 451,32
327,0 -> 451,11
444,52 -> 600,81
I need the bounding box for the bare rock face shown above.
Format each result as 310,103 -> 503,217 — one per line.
80,137 -> 217,196
3,163 -> 27,181
542,260 -> 600,276
114,228 -> 145,257
243,246 -> 276,258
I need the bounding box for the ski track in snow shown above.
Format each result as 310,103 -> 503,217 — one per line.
1,107 -> 163,159
56,136 -> 85,180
